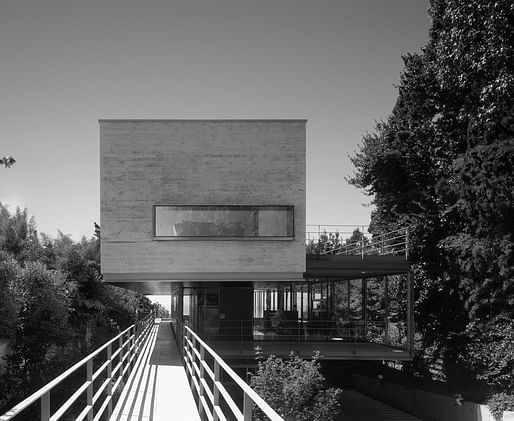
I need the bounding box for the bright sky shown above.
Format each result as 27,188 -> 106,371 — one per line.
0,0 -> 430,243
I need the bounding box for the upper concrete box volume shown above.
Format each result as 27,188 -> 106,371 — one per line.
100,120 -> 306,290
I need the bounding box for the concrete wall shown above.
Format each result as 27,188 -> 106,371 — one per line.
100,120 -> 306,284
353,374 -> 495,421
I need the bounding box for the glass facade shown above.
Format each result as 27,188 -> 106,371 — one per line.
178,276 -> 408,349
253,278 -> 407,347
154,205 -> 294,238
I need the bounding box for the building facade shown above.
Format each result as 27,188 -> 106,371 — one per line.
100,119 -> 412,361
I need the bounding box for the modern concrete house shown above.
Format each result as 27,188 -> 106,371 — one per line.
100,119 -> 413,363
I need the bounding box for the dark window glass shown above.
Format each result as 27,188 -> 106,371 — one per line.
154,205 -> 294,238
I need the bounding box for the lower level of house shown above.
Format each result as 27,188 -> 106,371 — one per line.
168,275 -> 413,361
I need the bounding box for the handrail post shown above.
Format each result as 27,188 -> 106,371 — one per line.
134,325 -> 139,356
107,343 -> 113,418
405,229 -> 409,260
198,345 -> 205,416
86,358 -> 93,421
190,335 -> 196,391
119,334 -> 124,382
243,392 -> 252,421
41,391 -> 50,421
131,326 -> 135,361
183,325 -> 283,421
213,360 -> 220,421
361,226 -> 365,259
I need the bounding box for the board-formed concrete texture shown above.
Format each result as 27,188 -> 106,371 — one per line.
100,120 -> 306,290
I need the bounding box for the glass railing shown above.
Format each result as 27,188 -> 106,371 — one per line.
189,318 -> 408,350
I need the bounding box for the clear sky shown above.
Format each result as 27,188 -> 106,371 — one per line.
0,0 -> 431,241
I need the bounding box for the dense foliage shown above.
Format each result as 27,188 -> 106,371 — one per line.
250,349 -> 342,421
348,0 -> 514,412
0,203 -> 168,414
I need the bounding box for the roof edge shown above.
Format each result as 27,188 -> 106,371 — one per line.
98,119 -> 308,123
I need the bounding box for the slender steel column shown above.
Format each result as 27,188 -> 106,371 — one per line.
406,270 -> 414,354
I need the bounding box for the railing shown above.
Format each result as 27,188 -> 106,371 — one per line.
197,319 -> 408,351
306,225 -> 369,244
183,325 -> 284,421
0,312 -> 155,421
306,225 -> 410,259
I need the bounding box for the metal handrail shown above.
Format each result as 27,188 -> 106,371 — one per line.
183,325 -> 284,421
306,225 -> 367,245
306,226 -> 410,259
0,312 -> 155,421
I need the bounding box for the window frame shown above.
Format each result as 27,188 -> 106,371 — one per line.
152,204 -> 295,240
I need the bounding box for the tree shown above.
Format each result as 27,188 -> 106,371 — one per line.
0,156 -> 15,168
348,0 -> 514,407
305,228 -> 369,255
11,262 -> 73,382
0,252 -> 18,340
0,209 -> 160,416
250,350 -> 342,421
0,204 -> 43,263
306,231 -> 343,255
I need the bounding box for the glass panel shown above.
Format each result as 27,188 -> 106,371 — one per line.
349,279 -> 363,320
387,275 -> 408,347
154,205 -> 294,237
198,287 -> 219,337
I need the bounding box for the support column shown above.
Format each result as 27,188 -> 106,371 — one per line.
406,270 -> 414,354
172,283 -> 184,352
384,276 -> 390,346
362,279 -> 367,341
176,283 -> 184,325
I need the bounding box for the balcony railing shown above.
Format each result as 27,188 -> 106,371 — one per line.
193,319 -> 408,351
183,325 -> 284,421
0,313 -> 155,421
306,225 -> 409,259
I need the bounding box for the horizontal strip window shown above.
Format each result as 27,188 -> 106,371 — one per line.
154,205 -> 294,239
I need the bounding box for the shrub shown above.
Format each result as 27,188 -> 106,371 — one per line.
249,349 -> 342,421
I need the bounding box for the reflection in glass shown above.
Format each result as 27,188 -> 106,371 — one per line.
154,205 -> 294,237
252,277 -> 408,347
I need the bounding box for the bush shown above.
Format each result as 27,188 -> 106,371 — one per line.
249,349 -> 342,421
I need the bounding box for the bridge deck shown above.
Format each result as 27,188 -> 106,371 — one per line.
109,320 -> 200,421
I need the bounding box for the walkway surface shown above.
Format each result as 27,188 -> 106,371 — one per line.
109,320 -> 200,421
338,390 -> 421,421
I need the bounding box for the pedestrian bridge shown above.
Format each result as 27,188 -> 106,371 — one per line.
0,315 -> 421,421
0,315 -> 282,421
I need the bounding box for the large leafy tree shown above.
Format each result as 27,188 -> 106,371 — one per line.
0,252 -> 18,340
0,156 -> 15,168
11,262 -> 73,383
0,205 -> 159,415
349,0 -> 514,402
0,254 -> 73,410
